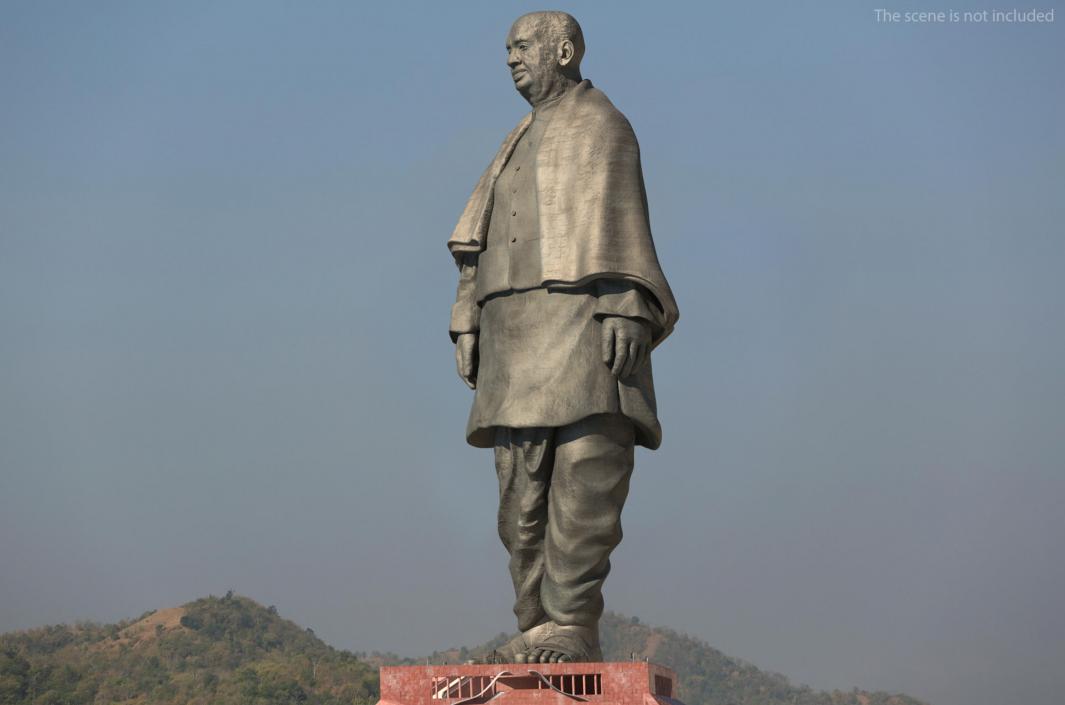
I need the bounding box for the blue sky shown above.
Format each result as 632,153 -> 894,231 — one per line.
1,3 -> 1063,705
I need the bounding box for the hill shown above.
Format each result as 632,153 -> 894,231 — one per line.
598,613 -> 923,705
0,593 -> 376,704
0,594 -> 927,705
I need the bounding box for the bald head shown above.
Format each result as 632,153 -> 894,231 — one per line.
506,11 -> 584,107
515,12 -> 585,74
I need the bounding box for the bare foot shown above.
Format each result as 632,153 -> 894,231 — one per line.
496,621 -> 552,663
519,623 -> 602,663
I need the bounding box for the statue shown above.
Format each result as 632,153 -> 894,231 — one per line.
448,11 -> 679,664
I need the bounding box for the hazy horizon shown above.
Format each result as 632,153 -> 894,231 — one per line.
2,3 -> 1063,705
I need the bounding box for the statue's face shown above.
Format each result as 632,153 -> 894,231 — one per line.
506,17 -> 561,103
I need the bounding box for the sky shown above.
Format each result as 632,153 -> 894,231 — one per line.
1,2 -> 1063,705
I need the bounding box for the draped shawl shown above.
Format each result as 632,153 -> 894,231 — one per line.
447,80 -> 679,346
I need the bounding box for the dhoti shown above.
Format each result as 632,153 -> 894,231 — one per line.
494,413 -> 634,631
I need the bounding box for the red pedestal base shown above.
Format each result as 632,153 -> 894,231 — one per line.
378,662 -> 683,705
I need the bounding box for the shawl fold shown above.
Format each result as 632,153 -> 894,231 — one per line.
448,80 -> 678,346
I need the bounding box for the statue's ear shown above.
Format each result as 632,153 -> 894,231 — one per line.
558,39 -> 575,67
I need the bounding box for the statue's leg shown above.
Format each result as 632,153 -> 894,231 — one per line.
533,413 -> 635,661
494,426 -> 556,634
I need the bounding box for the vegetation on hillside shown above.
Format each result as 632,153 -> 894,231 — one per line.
598,613 -> 924,705
0,594 -> 927,705
0,592 -> 376,705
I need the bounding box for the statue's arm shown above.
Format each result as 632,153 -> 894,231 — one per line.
595,279 -> 663,378
451,253 -> 480,389
594,278 -> 665,335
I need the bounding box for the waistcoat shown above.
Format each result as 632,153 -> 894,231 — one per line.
477,98 -> 558,300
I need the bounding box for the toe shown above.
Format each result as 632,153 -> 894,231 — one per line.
557,654 -> 571,663
538,650 -> 553,663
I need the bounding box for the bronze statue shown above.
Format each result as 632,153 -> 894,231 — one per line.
448,11 -> 678,664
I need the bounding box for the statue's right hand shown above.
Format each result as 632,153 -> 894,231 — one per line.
455,333 -> 478,389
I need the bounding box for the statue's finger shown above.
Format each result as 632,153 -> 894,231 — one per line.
622,341 -> 639,377
634,343 -> 648,372
611,338 -> 628,375
632,341 -> 643,376
601,323 -> 615,364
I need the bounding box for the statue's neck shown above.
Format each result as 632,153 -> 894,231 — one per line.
528,75 -> 580,110
533,90 -> 567,116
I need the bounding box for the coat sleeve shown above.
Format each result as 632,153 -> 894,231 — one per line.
449,252 -> 480,343
593,278 -> 665,340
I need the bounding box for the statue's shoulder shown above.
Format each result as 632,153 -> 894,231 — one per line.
566,81 -> 630,140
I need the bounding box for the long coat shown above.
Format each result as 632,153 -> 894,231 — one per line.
448,80 -> 678,449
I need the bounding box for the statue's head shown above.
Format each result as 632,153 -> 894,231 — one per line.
506,11 -> 584,106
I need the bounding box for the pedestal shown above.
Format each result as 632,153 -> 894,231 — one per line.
378,662 -> 683,705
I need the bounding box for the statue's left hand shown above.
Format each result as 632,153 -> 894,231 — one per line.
455,333 -> 478,389
601,316 -> 652,378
